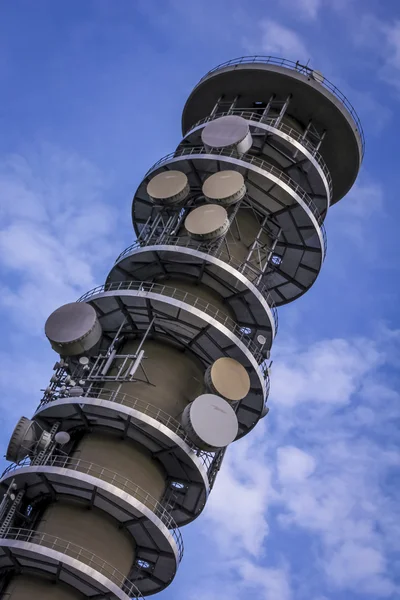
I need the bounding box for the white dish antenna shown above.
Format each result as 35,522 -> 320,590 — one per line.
181,394 -> 239,451
67,386 -> 84,397
54,431 -> 71,446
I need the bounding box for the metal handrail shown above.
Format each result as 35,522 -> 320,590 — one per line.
77,280 -> 271,362
114,239 -> 279,332
37,387 -> 222,474
185,109 -> 333,202
2,456 -> 183,562
143,145 -> 327,254
0,527 -> 144,598
196,55 -> 365,157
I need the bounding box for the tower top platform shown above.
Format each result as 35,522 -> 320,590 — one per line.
182,56 -> 364,204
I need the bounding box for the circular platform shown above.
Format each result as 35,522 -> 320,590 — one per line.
0,528 -> 143,599
1,459 -> 181,596
109,243 -> 277,341
132,148 -> 326,305
76,283 -> 268,430
182,113 -> 331,216
34,390 -> 213,526
181,57 -> 363,204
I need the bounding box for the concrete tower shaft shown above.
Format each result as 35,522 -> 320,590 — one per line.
0,56 -> 363,600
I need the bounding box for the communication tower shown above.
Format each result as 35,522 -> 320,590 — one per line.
0,56 -> 364,599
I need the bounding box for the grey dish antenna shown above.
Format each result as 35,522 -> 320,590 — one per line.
45,302 -> 102,356
6,417 -> 38,463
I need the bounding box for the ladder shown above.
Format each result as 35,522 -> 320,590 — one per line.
0,489 -> 25,537
32,422 -> 60,466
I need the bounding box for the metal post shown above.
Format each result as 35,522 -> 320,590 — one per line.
228,95 -> 239,114
261,94 -> 275,122
274,94 -> 291,128
242,215 -> 269,276
210,95 -> 223,117
257,227 -> 283,285
314,129 -> 326,153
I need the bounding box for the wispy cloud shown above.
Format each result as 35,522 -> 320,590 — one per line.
0,145 -> 120,333
284,0 -> 322,20
194,330 -> 400,599
0,145 -> 123,438
329,176 -> 386,259
356,16 -> 400,92
244,19 -> 310,62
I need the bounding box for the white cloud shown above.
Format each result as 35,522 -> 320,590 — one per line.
203,423 -> 274,557
356,16 -> 400,92
281,0 -> 353,21
286,0 -> 321,20
0,146 -> 120,333
198,330 -> 400,598
330,177 -> 386,256
277,446 -> 316,483
187,561 -> 292,600
327,542 -> 390,591
271,336 -> 383,408
235,560 -> 292,600
244,20 -> 310,62
341,180 -> 384,219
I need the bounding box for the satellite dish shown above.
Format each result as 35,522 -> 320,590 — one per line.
45,302 -> 102,356
204,358 -> 250,401
147,170 -> 189,205
185,204 -> 229,240
201,115 -> 253,154
6,417 -> 39,463
79,356 -> 90,366
202,171 -> 246,206
257,334 -> 267,345
54,431 -> 71,446
67,386 -> 84,397
311,69 -> 324,83
181,394 -> 239,451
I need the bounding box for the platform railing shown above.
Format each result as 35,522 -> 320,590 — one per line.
184,108 -> 333,202
196,55 -> 365,157
36,387 -> 234,477
78,280 -> 272,362
0,527 -> 144,598
2,456 -> 184,562
114,238 -> 279,332
143,145 -> 328,253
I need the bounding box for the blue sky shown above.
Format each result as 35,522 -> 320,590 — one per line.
0,1 -> 399,599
